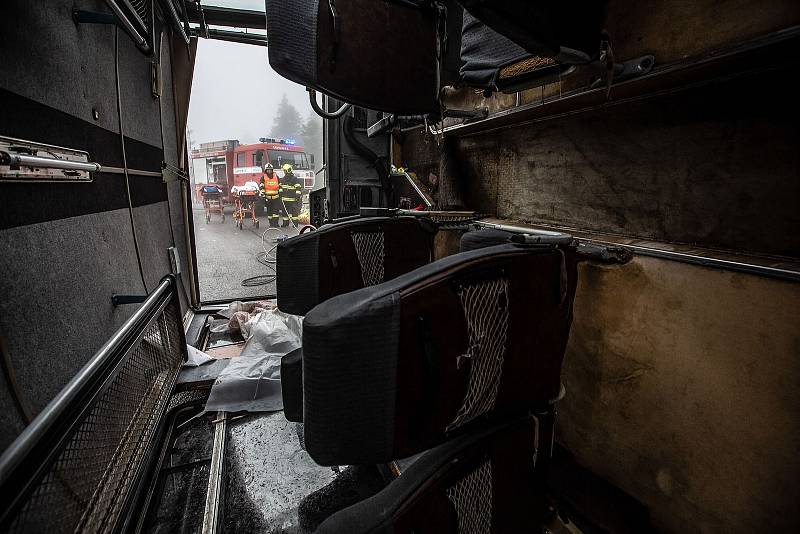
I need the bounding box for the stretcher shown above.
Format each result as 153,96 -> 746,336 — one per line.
201,185 -> 225,223
231,183 -> 260,229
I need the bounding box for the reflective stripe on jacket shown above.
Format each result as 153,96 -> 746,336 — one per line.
261,173 -> 279,198
279,172 -> 303,200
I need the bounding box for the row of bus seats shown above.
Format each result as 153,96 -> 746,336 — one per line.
276,217 -> 578,532
266,1 -> 610,116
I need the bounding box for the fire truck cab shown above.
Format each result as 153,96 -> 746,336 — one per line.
232,138 -> 315,193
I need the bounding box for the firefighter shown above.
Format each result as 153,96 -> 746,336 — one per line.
259,163 -> 282,227
279,163 -> 303,227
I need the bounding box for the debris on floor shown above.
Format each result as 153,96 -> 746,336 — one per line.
211,300 -> 276,338
186,344 -> 215,367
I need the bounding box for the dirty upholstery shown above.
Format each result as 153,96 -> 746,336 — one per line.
459,1 -> 607,91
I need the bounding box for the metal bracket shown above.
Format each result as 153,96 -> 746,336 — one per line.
201,411 -> 227,534
112,294 -> 148,306
590,55 -> 656,89
575,243 -> 633,264
367,107 -> 489,138
367,115 -> 396,138
442,107 -> 489,121
161,162 -> 189,183
0,135 -> 98,182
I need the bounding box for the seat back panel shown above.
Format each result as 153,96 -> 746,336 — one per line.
303,243 -> 577,464
277,217 -> 434,315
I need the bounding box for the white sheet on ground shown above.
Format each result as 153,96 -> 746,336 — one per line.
185,344 -> 215,367
204,309 -> 302,413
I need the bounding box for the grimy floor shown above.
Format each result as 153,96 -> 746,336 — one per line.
193,204 -> 299,302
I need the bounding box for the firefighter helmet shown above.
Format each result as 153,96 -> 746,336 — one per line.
282,163 -> 293,173
263,163 -> 273,172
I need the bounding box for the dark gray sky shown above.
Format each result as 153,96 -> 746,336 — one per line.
187,36 -> 313,147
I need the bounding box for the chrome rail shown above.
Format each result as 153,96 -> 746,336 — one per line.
105,0 -> 152,54
0,276 -> 187,533
0,152 -> 101,173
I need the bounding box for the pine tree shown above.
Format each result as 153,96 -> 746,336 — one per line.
300,112 -> 323,168
271,94 -> 302,142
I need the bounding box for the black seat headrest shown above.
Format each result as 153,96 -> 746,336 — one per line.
277,216 -> 435,315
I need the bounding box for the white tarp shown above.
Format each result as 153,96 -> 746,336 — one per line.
204,308 -> 303,413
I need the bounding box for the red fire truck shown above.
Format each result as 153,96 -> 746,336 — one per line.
233,137 -> 315,194
191,138 -> 316,206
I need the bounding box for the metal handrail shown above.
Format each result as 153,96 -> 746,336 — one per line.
475,220 -> 575,245
159,0 -> 189,45
105,0 -> 151,54
0,276 -> 185,528
308,89 -> 352,119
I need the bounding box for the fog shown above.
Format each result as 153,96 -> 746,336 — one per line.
187,37 -> 311,147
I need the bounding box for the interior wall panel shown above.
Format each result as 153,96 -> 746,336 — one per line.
0,0 -> 119,133
559,257 -> 800,533
453,67 -> 800,258
118,20 -> 165,149
132,201 -> 177,292
166,181 -> 192,309
0,1 -> 191,451
160,31 -> 181,169
160,28 -> 194,308
0,209 -> 146,450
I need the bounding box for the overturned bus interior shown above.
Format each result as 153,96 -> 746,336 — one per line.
0,1 -> 798,533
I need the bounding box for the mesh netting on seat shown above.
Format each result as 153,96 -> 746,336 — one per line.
351,231 -> 385,286
447,276 -> 510,431
446,458 -> 493,534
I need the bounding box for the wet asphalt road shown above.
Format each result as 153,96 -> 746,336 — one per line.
193,204 -> 299,302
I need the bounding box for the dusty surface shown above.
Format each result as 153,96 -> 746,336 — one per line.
193,204 -> 299,302
558,257 -> 800,534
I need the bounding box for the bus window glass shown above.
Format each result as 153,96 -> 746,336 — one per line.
253,150 -> 265,168
192,157 -> 210,184
187,37 -> 322,302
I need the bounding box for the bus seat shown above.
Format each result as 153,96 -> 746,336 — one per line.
276,216 -> 435,316
278,216 -> 435,422
459,0 -> 607,93
300,241 -> 577,465
316,416 -> 544,533
266,0 -> 442,115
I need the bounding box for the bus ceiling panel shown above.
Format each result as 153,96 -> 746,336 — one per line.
186,1 -> 266,30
